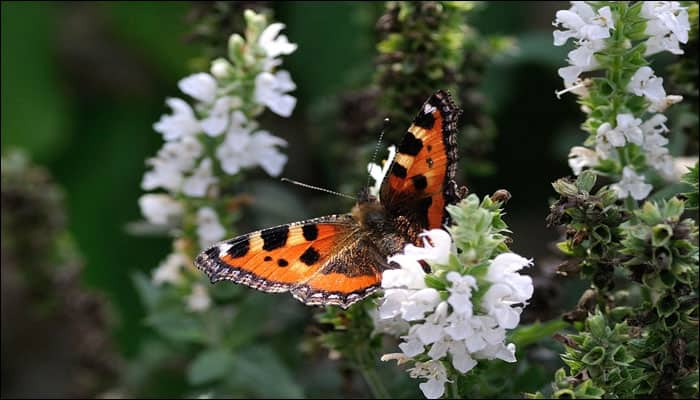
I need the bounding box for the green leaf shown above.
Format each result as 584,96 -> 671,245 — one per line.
556,241 -> 575,256
581,346 -> 606,365
508,319 -> 570,348
145,310 -> 206,344
187,348 -> 236,385
576,170 -> 597,193
225,346 -> 304,398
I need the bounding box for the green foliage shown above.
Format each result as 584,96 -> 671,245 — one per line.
680,162 -> 699,209
545,119 -> 699,399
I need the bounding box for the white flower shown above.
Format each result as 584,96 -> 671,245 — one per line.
370,308 -> 410,336
594,121 -> 625,157
642,1 -> 690,55
152,252 -> 188,285
553,3 -> 614,46
139,194 -> 183,225
182,158 -> 218,197
186,283 -> 212,312
196,207 -> 226,249
628,66 -> 666,102
408,361 -> 449,399
615,114 -> 644,145
446,272 -> 477,315
142,136 -> 202,192
153,98 -> 201,141
382,255 -> 429,290
611,166 -> 653,200
201,96 -> 233,136
401,289 -> 443,321
254,70 -> 297,117
648,94 -> 683,113
367,145 -> 396,197
258,22 -> 298,59
558,39 -> 605,86
178,73 -> 218,104
485,253 -> 534,301
216,128 -> 288,177
568,146 -> 599,175
483,253 -> 533,328
402,229 -> 453,265
474,342 -> 517,363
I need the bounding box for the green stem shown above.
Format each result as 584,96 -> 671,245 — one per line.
355,352 -> 390,399
449,378 -> 461,398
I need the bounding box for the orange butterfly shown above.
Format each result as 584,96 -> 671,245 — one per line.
195,90 -> 463,308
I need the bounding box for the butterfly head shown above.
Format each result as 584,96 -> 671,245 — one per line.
352,187 -> 390,233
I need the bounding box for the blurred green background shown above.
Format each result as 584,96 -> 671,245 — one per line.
2,1 -> 592,396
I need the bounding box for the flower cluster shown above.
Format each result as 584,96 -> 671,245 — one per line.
554,1 -> 691,201
375,195 -> 534,399
139,10 -> 297,311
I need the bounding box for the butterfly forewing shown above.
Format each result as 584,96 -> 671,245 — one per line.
380,90 -> 462,230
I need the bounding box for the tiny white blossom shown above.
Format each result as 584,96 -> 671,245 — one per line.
648,94 -> 683,113
553,3 -> 614,45
254,70 -> 297,117
216,128 -> 288,177
201,96 -> 233,137
558,39 -> 605,86
642,1 -> 690,55
196,207 -> 226,249
178,73 -> 218,104
153,98 -> 201,141
627,66 -> 667,103
367,145 -> 397,197
182,158 -> 218,198
370,308 -> 410,336
596,121 -> 626,153
186,283 -> 212,312
142,136 -> 202,192
615,114 -> 644,146
403,229 -> 453,265
152,252 -> 188,285
611,166 -> 653,200
259,22 -> 298,59
408,361 -> 449,399
446,272 -> 477,315
139,194 -> 183,225
568,146 -> 599,175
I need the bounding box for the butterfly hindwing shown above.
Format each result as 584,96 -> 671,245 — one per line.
195,215 -> 385,308
380,90 -> 462,230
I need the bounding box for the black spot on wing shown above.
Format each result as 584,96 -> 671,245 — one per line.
264,256 -> 272,262
277,258 -> 289,267
414,111 -> 436,129
300,247 -> 320,266
261,225 -> 289,251
391,163 -> 408,178
205,247 -> 219,258
398,131 -> 423,156
228,235 -> 249,258
412,175 -> 428,191
302,223 -> 319,241
416,197 -> 432,226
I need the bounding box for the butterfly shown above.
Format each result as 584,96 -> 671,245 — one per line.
195,90 -> 463,308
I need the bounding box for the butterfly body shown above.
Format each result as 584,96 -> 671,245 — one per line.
196,90 -> 463,308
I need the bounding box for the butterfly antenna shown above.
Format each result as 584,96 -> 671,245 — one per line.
281,177 -> 356,200
366,117 -> 390,188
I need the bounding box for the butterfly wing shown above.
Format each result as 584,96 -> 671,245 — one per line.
195,214 -> 386,308
380,90 -> 463,231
